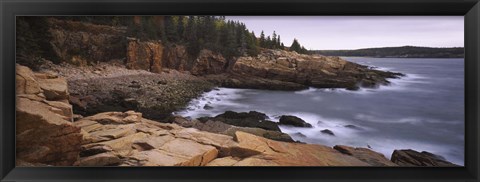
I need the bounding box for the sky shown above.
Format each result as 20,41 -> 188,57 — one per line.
226,16 -> 464,50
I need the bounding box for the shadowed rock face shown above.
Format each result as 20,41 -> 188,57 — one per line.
391,149 -> 459,167
48,18 -> 127,65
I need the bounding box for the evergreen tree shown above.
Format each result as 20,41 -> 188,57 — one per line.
177,16 -> 185,42
289,38 -> 302,53
272,31 -> 277,49
259,31 -> 266,48
165,16 -> 179,42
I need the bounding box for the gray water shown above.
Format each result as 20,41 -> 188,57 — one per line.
177,57 -> 465,166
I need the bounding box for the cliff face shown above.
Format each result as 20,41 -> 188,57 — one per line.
126,40 -> 227,75
48,18 -> 127,65
16,64 -> 84,166
126,38 -> 164,73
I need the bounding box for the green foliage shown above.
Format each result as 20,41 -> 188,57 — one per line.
289,38 -> 308,54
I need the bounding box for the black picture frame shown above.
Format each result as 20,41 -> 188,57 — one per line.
1,0 -> 479,181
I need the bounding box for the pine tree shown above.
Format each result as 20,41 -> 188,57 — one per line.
272,31 -> 277,49
165,16 -> 179,42
177,16 -> 185,42
259,31 -> 266,48
290,38 -> 302,53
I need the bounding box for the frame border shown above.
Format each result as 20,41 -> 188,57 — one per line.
1,0 -> 479,181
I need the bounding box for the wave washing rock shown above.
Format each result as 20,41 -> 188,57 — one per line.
279,115 -> 313,128
16,64 -> 83,166
209,49 -> 403,90
390,149 -> 459,167
171,116 -> 294,142
198,111 -> 281,132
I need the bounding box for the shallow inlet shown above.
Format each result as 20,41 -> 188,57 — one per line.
177,57 -> 465,166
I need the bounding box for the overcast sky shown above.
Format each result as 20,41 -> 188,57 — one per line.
226,16 -> 464,50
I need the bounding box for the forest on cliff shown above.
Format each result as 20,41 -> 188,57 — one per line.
16,16 -> 309,69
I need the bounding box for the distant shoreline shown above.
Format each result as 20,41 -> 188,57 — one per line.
339,56 -> 464,59
311,46 -> 464,58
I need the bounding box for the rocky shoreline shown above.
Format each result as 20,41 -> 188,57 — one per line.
15,18 -> 458,167
40,61 -> 215,120
16,64 -> 459,167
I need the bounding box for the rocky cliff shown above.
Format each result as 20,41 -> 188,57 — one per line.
45,18 -> 401,92
16,64 -> 84,166
212,49 -> 404,90
48,18 -> 127,65
126,39 -> 227,75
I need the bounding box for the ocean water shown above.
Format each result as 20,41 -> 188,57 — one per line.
177,57 -> 465,166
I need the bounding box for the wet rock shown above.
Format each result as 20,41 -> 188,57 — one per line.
279,115 -> 312,128
203,104 -> 214,110
391,149 -> 459,167
200,111 -> 281,132
320,129 -> 335,136
293,132 -> 307,138
173,116 -> 294,142
344,124 -> 362,130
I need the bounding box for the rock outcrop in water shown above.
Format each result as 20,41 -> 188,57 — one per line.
279,115 -> 313,128
210,49 -> 403,90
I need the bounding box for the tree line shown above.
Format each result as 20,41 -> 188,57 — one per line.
16,16 -> 312,69
311,46 -> 464,58
127,16 -> 311,58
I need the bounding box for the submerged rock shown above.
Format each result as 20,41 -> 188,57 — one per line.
203,104 -> 214,110
279,115 -> 313,128
320,129 -> 335,136
390,149 -> 459,167
344,124 -> 362,130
